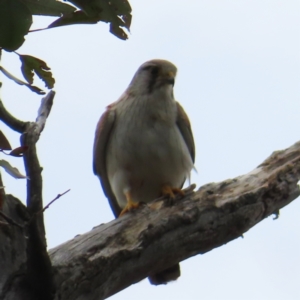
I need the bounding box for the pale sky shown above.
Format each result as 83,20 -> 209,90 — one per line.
1,1 -> 300,299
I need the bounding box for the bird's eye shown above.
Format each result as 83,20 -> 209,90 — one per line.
150,66 -> 159,76
143,65 -> 159,76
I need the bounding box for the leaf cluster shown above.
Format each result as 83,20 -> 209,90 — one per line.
0,0 -> 132,52
0,0 -> 131,94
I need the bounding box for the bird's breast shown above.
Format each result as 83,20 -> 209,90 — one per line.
106,95 -> 193,208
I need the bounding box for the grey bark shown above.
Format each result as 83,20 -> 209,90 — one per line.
2,139 -> 299,299
48,141 -> 300,299
0,91 -> 55,300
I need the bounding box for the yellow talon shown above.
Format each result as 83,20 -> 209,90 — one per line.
119,191 -> 140,217
161,185 -> 184,198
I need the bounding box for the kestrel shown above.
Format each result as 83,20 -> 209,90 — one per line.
93,59 -> 195,285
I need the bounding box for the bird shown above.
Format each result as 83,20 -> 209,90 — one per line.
93,59 -> 195,285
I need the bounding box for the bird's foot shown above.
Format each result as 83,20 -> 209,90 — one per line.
119,191 -> 141,217
161,185 -> 185,206
161,185 -> 184,198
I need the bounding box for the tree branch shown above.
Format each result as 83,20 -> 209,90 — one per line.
20,91 -> 56,300
34,189 -> 71,216
49,141 -> 300,300
21,90 -> 55,237
0,99 -> 26,133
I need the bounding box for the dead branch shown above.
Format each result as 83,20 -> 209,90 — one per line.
37,189 -> 71,215
49,141 -> 300,300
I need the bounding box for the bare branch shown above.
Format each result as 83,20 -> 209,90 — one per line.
49,141 -> 300,300
0,99 -> 26,133
38,189 -> 71,215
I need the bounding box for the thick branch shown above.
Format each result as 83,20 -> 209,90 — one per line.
49,141 -> 300,300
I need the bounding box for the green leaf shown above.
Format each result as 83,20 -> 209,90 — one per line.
0,159 -> 28,179
110,23 -> 129,41
0,0 -> 32,51
21,0 -> 76,17
0,66 -> 45,95
48,0 -> 132,40
0,131 -> 12,151
48,10 -> 99,28
19,55 -> 55,89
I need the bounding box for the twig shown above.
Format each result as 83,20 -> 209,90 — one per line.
28,189 -> 71,224
0,210 -> 23,228
38,189 -> 71,215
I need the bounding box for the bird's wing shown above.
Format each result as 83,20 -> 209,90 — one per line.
93,108 -> 121,217
176,101 -> 195,163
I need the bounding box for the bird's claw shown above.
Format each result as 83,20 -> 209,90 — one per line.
119,191 -> 141,217
161,185 -> 185,206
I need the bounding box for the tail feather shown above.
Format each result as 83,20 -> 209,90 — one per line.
148,263 -> 180,285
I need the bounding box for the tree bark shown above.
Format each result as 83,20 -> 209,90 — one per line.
1,140 -> 300,300
0,194 -> 30,300
49,141 -> 300,299
0,91 -> 55,300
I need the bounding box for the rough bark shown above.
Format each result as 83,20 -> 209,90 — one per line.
1,138 -> 300,299
20,92 -> 56,300
0,91 -> 55,300
46,141 -> 300,300
0,194 -> 29,300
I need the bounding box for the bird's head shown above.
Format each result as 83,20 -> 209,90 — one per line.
128,59 -> 177,95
